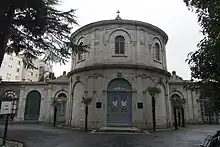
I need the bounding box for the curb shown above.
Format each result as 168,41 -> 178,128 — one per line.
56,125 -> 90,132
90,131 -> 151,135
90,129 -> 151,135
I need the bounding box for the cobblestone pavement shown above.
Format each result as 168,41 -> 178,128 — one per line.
0,124 -> 218,147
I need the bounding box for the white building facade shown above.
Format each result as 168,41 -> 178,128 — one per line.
66,18 -> 201,129
0,18 -> 206,130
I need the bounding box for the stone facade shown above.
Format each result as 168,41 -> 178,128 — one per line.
66,19 -> 201,129
0,18 -> 207,129
169,71 -> 201,124
0,75 -> 69,124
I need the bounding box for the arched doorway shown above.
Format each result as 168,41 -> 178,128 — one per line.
24,91 -> 41,120
107,78 -> 132,126
55,92 -> 67,123
170,93 -> 185,128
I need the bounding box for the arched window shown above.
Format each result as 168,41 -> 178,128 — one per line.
57,93 -> 67,115
154,43 -> 160,61
78,42 -> 84,61
115,36 -> 125,54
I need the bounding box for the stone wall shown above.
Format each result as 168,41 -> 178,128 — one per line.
68,67 -> 170,129
71,20 -> 168,72
0,79 -> 69,123
169,71 -> 201,124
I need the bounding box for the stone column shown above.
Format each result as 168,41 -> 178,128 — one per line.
47,85 -> 53,123
102,90 -> 107,127
66,76 -> 75,126
16,86 -> 26,121
166,80 -> 172,127
132,91 -> 138,126
39,88 -> 47,122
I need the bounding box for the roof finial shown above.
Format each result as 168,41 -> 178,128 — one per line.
115,10 -> 121,20
117,10 -> 120,16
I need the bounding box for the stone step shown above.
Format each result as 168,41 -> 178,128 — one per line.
91,126 -> 150,134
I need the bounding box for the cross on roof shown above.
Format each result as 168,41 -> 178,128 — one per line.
117,10 -> 120,16
115,10 -> 122,20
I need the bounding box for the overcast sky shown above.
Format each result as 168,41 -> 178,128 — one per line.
53,0 -> 202,79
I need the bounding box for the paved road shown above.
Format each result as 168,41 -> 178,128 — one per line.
0,124 -> 218,147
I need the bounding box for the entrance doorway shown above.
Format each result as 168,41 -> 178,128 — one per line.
107,78 -> 132,126
170,94 -> 185,128
24,91 -> 41,120
56,93 -> 67,123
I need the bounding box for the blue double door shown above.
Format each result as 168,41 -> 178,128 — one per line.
107,92 -> 132,126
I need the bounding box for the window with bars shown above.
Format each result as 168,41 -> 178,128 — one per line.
115,36 -> 125,54
154,43 -> 160,61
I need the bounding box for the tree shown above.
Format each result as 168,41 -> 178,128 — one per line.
81,96 -> 93,132
184,0 -> 220,111
184,1 -> 220,92
184,80 -> 220,113
146,86 -> 161,132
0,0 -> 88,69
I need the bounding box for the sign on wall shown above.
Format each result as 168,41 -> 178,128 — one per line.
0,101 -> 12,115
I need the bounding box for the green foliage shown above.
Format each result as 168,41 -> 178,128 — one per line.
0,0 -> 89,69
146,86 -> 161,97
183,79 -> 201,92
185,79 -> 220,112
184,0 -> 220,38
184,0 -> 220,82
81,96 -> 93,106
201,90 -> 220,113
184,0 -> 220,111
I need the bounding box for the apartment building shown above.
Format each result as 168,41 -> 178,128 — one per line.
0,54 -> 52,82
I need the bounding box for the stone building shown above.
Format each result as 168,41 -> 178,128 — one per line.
0,16 -> 207,130
0,73 -> 69,123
